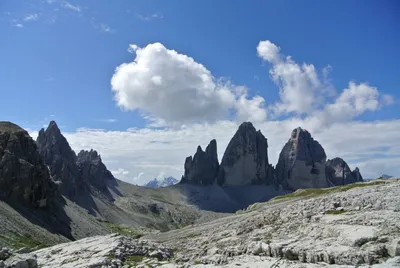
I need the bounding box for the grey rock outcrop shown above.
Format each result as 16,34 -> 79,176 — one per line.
181,140 -> 219,185
77,149 -> 115,192
326,157 -> 363,186
0,122 -> 56,208
275,127 -> 328,190
217,122 -> 274,186
36,121 -> 84,200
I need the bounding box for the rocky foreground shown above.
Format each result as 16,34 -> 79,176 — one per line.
2,179 -> 400,267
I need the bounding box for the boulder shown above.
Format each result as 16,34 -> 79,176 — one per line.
180,139 -> 219,185
275,127 -> 328,190
326,157 -> 363,186
217,122 -> 274,186
0,122 -> 56,208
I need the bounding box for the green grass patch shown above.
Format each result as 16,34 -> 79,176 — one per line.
105,223 -> 143,238
326,210 -> 346,215
272,181 -> 387,201
0,233 -> 48,250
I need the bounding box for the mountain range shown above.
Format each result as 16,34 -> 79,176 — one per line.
4,120 -> 399,268
143,177 -> 179,188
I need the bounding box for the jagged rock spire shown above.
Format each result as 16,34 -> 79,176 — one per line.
37,121 -> 83,200
181,139 -> 219,185
275,127 -> 328,190
77,149 -> 115,191
217,122 -> 274,186
326,157 -> 363,186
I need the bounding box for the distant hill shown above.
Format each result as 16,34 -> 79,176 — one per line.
143,177 -> 179,188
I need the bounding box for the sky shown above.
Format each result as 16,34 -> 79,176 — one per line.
1,0 -> 400,184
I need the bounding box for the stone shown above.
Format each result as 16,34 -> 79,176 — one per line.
180,139 -> 219,185
275,127 -> 328,190
326,157 -> 363,186
4,254 -> 37,268
388,239 -> 400,257
0,122 -> 57,208
16,248 -> 31,254
217,122 -> 274,186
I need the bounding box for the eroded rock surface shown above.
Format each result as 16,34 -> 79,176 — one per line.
276,127 -> 328,190
326,157 -> 363,186
0,122 -> 56,208
146,180 -> 400,267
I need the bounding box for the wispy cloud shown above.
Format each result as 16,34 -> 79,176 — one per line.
23,13 -> 39,21
100,118 -> 118,123
100,23 -> 114,33
13,23 -> 24,28
62,1 -> 81,12
136,13 -> 163,21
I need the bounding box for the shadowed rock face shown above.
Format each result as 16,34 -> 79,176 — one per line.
77,149 -> 115,192
276,127 -> 328,190
217,122 -> 274,186
326,157 -> 363,186
36,121 -> 85,200
181,140 -> 219,185
0,121 -> 56,208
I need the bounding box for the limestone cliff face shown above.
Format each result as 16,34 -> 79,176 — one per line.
326,157 -> 363,186
275,127 -> 328,190
181,140 -> 219,185
217,122 -> 274,186
36,121 -> 85,200
0,122 -> 57,208
77,149 -> 115,192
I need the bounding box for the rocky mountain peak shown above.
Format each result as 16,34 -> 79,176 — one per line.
0,121 -> 57,208
0,121 -> 25,133
275,127 -> 328,190
36,121 -> 83,200
326,157 -> 363,186
76,149 -> 115,191
217,122 -> 274,186
181,139 -> 219,185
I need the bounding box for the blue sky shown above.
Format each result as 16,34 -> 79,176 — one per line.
1,0 -> 400,183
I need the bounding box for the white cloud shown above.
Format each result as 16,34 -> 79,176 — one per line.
62,1 -> 81,12
257,40 -> 394,127
23,14 -> 39,21
100,119 -> 118,123
258,40 -> 327,116
111,42 -> 266,124
257,40 -> 281,63
136,13 -> 163,21
14,23 -> 24,28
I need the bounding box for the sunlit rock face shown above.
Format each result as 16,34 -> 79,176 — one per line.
217,122 -> 274,187
276,127 -> 328,190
